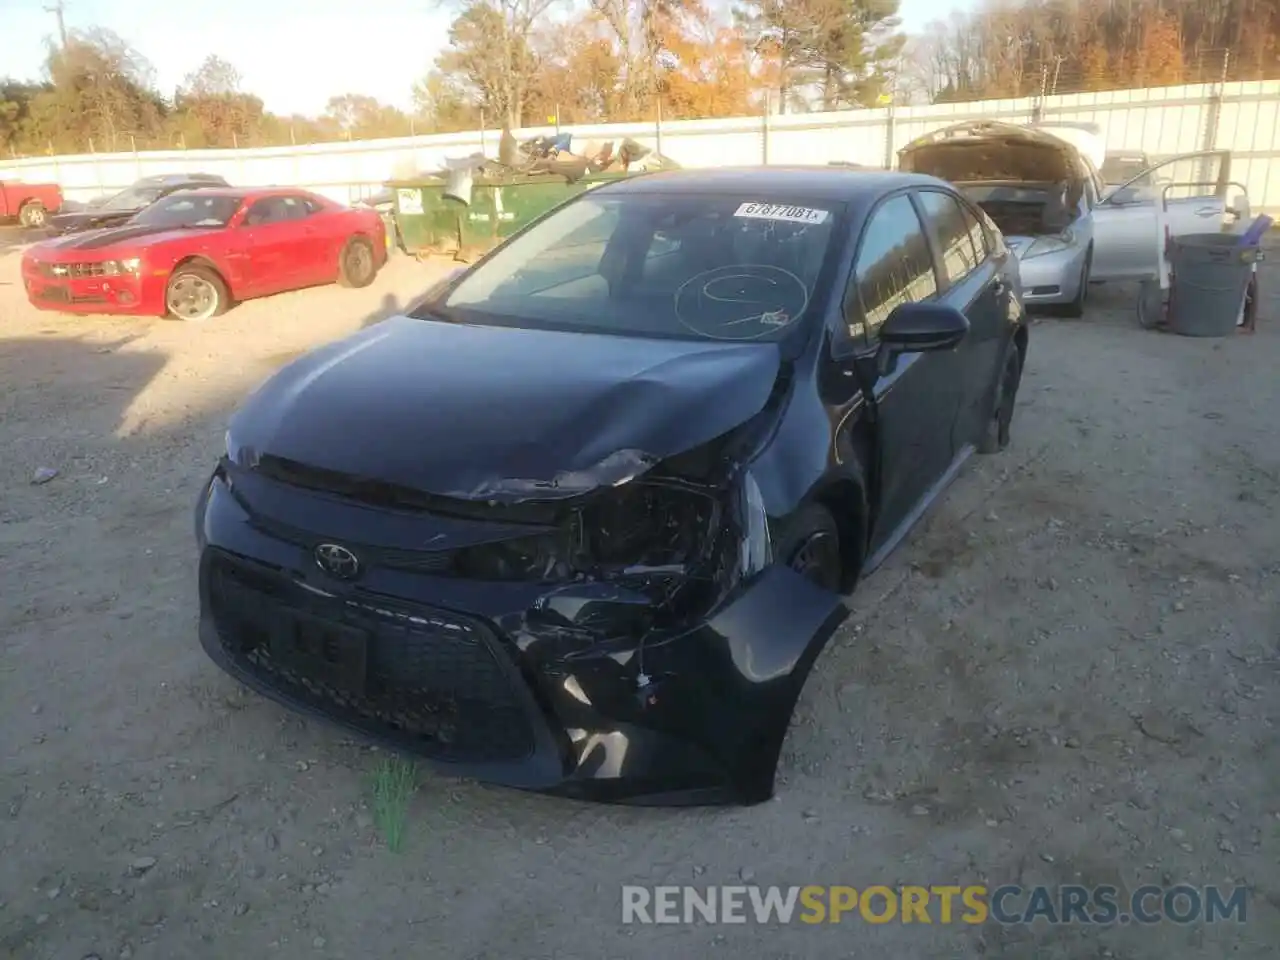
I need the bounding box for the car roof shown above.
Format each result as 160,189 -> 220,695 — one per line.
164,186 -> 320,202
137,173 -> 227,185
162,187 -> 249,200
596,166 -> 934,201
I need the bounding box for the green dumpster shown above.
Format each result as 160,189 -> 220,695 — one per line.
388,172 -> 632,261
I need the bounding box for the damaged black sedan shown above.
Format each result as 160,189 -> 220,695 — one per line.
195,168 -> 1029,806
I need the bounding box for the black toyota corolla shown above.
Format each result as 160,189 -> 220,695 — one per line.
195,167 -> 1028,806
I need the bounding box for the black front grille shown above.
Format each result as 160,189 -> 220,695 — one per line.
41,261 -> 108,278
206,552 -> 535,762
37,285 -> 70,303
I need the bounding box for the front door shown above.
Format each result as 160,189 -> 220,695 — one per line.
839,192 -> 960,553
1092,150 -> 1232,282
235,196 -> 307,296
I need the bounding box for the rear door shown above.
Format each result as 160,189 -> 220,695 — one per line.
914,188 -> 1008,449
1092,150 -> 1231,282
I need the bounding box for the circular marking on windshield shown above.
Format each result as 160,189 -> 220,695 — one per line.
673,264 -> 809,341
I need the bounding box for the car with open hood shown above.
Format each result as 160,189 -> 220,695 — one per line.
22,187 -> 386,320
47,173 -> 229,235
195,167 -> 1030,806
898,120 -> 1239,315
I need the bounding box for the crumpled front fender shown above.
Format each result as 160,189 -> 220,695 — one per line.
553,564 -> 849,805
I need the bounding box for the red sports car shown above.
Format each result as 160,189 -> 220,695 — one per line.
21,187 -> 387,321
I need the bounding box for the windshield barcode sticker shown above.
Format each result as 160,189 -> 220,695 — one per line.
734,203 -> 830,225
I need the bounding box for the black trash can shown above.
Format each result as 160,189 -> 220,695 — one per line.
1167,233 -> 1264,337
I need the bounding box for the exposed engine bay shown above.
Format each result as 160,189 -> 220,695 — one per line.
959,182 -> 1081,237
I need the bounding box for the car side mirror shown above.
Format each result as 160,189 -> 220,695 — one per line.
876,302 -> 969,375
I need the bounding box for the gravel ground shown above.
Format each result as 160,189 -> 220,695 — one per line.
0,236 -> 1278,960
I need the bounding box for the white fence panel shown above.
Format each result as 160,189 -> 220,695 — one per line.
3,79 -> 1278,211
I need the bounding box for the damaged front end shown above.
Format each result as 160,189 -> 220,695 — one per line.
196,432 -> 846,806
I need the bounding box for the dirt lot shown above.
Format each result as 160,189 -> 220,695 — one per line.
1,237 -> 1277,960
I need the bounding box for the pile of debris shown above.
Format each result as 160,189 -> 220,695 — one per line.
436,127 -> 678,204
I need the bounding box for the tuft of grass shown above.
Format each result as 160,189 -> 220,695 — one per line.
370,756 -> 418,853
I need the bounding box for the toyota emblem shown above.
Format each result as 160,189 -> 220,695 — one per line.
314,542 -> 361,579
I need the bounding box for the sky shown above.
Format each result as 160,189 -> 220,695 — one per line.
0,0 -> 972,117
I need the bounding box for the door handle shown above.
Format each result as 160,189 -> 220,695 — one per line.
1195,206 -> 1220,217
991,278 -> 1007,297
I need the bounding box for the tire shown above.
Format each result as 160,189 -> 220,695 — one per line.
775,503 -> 843,592
338,236 -> 378,288
1060,246 -> 1091,318
18,201 -> 47,229
978,342 -> 1023,454
165,265 -> 229,322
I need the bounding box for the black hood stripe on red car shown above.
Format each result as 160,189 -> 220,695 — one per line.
42,223 -> 219,251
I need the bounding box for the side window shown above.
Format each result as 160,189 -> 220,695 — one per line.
917,190 -> 981,286
279,196 -> 312,220
243,197 -> 285,227
847,193 -> 939,342
243,196 -> 313,225
958,200 -> 992,259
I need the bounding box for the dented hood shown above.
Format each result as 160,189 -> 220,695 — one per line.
228,316 -> 782,501
898,120 -> 1083,184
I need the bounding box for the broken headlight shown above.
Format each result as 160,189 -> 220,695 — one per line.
453,480 -> 718,585
451,472 -> 772,601
454,529 -> 575,581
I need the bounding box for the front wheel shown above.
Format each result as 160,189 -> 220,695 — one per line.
18,202 -> 47,229
338,236 -> 378,288
775,503 -> 843,593
1060,247 -> 1091,318
165,265 -> 228,322
978,343 -> 1023,454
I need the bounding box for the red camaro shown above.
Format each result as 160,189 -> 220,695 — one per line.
21,187 -> 387,321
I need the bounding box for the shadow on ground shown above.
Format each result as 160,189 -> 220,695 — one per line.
361,292 -> 405,328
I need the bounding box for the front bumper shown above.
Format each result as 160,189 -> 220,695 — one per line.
21,263 -> 162,315
195,470 -> 847,806
1011,240 -> 1088,305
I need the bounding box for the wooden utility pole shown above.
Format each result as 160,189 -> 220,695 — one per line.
44,0 -> 69,48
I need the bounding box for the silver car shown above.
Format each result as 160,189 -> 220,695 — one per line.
898,121 -> 1238,316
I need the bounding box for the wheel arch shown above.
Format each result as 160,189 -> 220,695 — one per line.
812,475 -> 869,593
170,255 -> 234,300
1013,321 -> 1029,369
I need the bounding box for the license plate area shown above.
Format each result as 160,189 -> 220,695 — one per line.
270,609 -> 369,694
